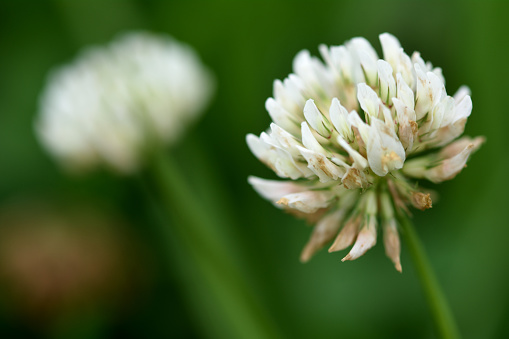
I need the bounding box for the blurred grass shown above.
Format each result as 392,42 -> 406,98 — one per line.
0,0 -> 508,338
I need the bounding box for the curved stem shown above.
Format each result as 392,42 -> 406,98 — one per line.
144,148 -> 281,339
397,213 -> 461,339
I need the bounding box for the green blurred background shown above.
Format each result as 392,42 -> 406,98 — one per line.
0,0 -> 508,338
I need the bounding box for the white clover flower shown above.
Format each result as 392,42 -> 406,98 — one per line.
247,33 -> 484,271
36,31 -> 214,173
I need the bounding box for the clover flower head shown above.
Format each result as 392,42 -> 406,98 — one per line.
247,33 -> 484,271
36,31 -> 214,173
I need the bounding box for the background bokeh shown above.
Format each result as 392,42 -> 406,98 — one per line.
0,1 -> 508,338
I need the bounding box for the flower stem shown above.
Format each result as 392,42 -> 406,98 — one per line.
397,213 -> 461,339
144,148 -> 281,339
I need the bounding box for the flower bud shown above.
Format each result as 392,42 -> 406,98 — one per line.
411,192 -> 432,211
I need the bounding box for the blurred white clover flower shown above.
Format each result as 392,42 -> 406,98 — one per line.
247,33 -> 484,271
36,31 -> 214,173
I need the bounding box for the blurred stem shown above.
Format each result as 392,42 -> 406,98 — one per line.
144,148 -> 281,339
397,213 -> 461,339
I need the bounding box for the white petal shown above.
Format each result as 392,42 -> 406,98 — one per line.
377,60 -> 396,105
359,50 -> 378,85
293,50 -> 332,97
379,33 -> 401,69
411,52 -> 427,71
438,136 -> 485,159
453,95 -> 472,122
366,119 -> 406,176
337,135 -> 368,169
396,49 -> 415,90
366,136 -> 389,177
293,50 -> 314,82
432,67 -> 445,84
453,86 -> 471,105
347,37 -> 379,83
273,78 -> 305,116
319,44 -> 339,77
274,149 -> 312,179
349,37 -> 378,60
415,71 -> 445,136
393,98 -> 417,152
348,111 -> 370,143
246,133 -> 269,161
381,105 -> 396,133
357,83 -> 380,120
331,46 -> 353,81
393,97 -> 416,123
277,190 -> 334,213
330,155 -> 350,168
269,123 -> 302,157
247,133 -> 309,179
430,96 -> 454,132
431,118 -> 467,147
303,99 -> 333,138
265,98 -> 300,136
425,144 -> 475,183
414,63 -> 433,120
329,98 -> 353,141
396,73 -> 415,110
301,122 -> 329,155
427,71 -> 446,107
298,146 -> 345,182
248,176 -> 306,203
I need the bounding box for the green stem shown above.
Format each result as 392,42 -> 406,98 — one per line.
144,149 -> 281,339
397,213 -> 461,339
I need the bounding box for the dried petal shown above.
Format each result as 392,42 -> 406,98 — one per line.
411,192 -> 432,211
383,219 -> 402,272
342,216 -> 377,261
328,215 -> 361,253
301,210 -> 346,262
